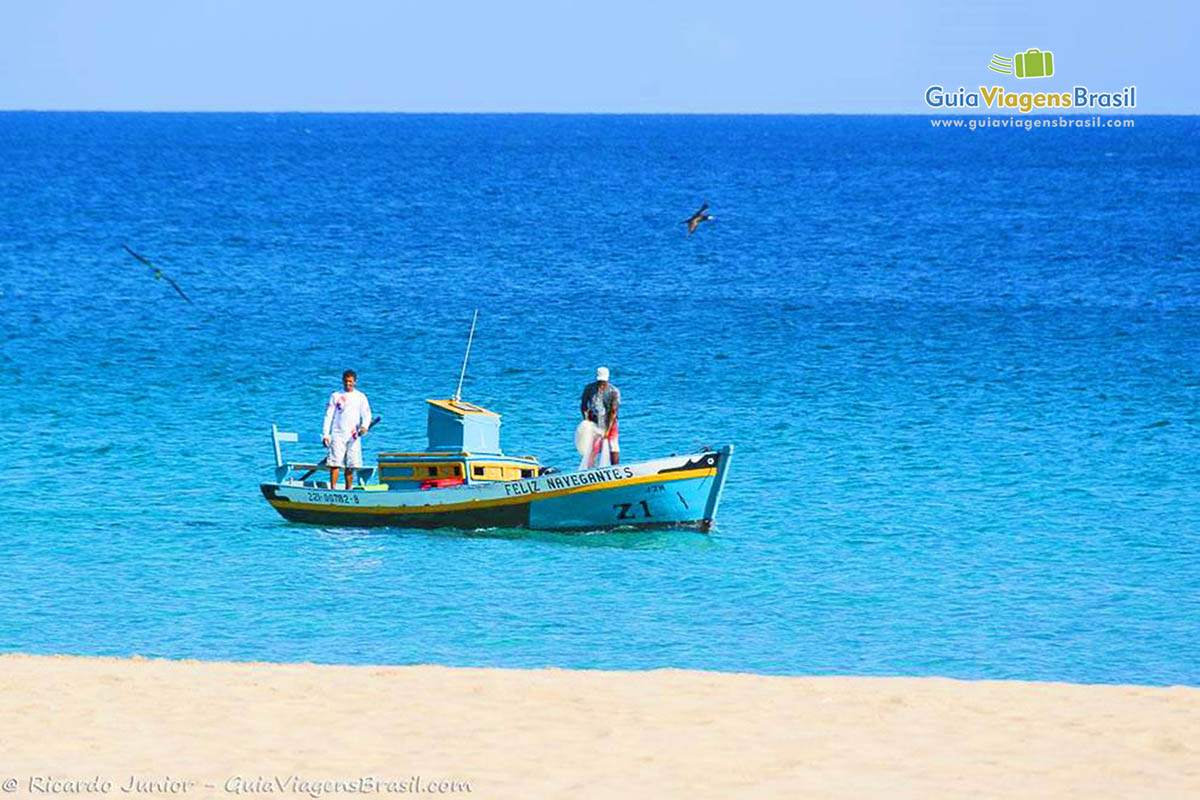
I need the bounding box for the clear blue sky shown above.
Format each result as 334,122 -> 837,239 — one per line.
1,0 -> 1193,112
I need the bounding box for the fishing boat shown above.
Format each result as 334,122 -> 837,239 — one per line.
261,397 -> 733,532
261,313 -> 731,532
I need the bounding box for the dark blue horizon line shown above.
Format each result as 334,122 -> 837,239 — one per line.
0,109 -> 1194,118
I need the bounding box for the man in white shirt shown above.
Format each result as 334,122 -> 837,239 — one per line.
322,369 -> 372,490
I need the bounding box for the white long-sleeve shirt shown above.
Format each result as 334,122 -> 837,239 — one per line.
323,389 -> 371,441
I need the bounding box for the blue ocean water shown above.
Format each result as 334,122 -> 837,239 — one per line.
1,113 -> 1197,685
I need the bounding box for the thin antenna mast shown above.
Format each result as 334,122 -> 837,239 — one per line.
452,309 -> 479,403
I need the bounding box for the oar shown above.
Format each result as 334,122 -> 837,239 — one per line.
299,416 -> 382,483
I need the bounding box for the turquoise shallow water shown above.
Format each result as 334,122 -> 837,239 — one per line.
1,113 -> 1198,683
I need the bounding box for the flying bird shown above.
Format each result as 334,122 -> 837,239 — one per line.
683,202 -> 714,235
121,244 -> 194,304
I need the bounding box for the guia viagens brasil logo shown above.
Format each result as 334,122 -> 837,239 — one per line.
926,49 -> 1136,113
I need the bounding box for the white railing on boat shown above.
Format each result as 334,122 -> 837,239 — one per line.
270,424 -> 376,488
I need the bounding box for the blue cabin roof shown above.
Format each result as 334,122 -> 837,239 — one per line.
425,398 -> 502,455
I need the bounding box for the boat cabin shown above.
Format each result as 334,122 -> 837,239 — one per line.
376,399 -> 540,489
271,398 -> 540,490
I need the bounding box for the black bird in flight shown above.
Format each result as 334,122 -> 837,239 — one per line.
683,202 -> 714,235
121,244 -> 194,304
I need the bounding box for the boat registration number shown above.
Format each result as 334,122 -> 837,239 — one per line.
306,491 -> 360,505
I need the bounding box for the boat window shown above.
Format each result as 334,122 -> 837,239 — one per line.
473,466 -> 484,477
427,467 -> 438,476
521,469 -> 533,478
454,465 -> 462,476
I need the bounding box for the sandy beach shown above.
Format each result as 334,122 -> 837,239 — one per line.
0,655 -> 1196,799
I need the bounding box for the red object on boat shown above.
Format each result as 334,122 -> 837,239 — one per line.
420,477 -> 465,490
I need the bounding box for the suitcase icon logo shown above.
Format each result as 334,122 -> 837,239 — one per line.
988,48 -> 1055,79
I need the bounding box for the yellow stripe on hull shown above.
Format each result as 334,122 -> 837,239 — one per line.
267,467 -> 717,516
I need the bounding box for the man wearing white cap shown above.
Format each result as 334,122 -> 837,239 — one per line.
580,366 -> 621,466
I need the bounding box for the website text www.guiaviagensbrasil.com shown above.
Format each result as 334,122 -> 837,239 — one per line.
930,116 -> 1134,131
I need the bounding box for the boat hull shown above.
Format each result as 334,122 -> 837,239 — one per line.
261,446 -> 732,532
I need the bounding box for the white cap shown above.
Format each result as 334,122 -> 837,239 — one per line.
596,366 -> 610,381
